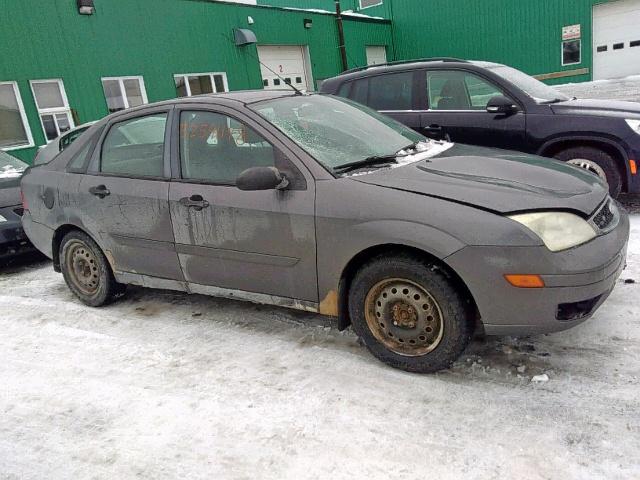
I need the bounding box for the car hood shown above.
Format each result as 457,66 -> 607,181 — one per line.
550,98 -> 640,120
351,144 -> 608,215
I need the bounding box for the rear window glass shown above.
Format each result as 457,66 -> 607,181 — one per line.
367,72 -> 413,110
101,114 -> 167,177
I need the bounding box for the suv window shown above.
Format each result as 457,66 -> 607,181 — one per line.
101,114 -> 167,177
179,110 -> 305,188
427,70 -> 508,110
367,72 -> 414,110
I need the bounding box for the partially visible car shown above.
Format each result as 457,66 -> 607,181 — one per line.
320,58 -> 640,197
33,122 -> 96,165
0,151 -> 34,260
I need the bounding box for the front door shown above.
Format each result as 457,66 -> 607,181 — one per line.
168,107 -> 317,303
79,109 -> 183,280
420,69 -> 526,150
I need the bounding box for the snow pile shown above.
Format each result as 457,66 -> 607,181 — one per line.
0,164 -> 25,178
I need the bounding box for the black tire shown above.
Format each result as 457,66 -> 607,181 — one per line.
554,146 -> 622,198
348,253 -> 474,373
59,230 -> 125,307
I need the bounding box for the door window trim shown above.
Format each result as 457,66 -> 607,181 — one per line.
171,105 -> 310,189
87,106 -> 174,180
0,81 -> 35,151
29,79 -> 75,144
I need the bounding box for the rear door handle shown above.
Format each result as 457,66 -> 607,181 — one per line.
179,194 -> 210,211
89,185 -> 110,198
424,124 -> 443,133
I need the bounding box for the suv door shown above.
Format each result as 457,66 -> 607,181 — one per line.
79,107 -> 183,280
419,69 -> 526,150
168,106 -> 317,303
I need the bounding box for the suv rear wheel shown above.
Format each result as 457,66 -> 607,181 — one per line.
59,230 -> 125,306
555,146 -> 622,198
348,254 -> 474,373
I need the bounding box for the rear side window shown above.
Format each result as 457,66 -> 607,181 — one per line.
101,113 -> 167,177
367,72 -> 413,110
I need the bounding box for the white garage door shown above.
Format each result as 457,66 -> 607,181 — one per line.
366,46 -> 387,66
593,0 -> 640,80
257,45 -> 312,91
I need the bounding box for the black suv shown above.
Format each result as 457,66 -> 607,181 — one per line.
320,58 -> 640,197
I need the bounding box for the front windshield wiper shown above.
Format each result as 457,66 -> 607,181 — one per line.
333,155 -> 400,174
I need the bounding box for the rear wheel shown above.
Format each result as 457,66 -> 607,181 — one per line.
555,146 -> 622,198
59,230 -> 125,306
348,254 -> 474,373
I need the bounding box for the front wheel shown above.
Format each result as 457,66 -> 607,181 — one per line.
59,230 -> 125,307
348,254 -> 474,373
555,146 -> 622,198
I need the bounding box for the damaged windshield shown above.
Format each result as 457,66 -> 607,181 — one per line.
249,95 -> 431,172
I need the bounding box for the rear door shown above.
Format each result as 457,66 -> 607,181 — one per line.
419,69 -> 526,150
78,107 -> 183,280
168,104 -> 317,302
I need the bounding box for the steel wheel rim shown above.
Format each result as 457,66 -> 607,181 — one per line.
65,240 -> 100,295
364,278 -> 444,357
567,158 -> 607,182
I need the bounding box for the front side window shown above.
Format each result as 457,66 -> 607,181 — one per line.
180,110 -> 287,185
427,71 -> 509,110
484,64 -> 569,103
101,113 -> 167,177
30,79 -> 74,142
101,77 -> 148,114
174,73 -> 228,97
0,81 -> 33,150
562,39 -> 581,66
250,95 -> 424,171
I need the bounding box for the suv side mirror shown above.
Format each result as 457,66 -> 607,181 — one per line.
236,166 -> 289,191
486,96 -> 518,115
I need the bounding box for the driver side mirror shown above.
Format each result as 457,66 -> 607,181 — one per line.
486,95 -> 519,115
236,166 -> 289,191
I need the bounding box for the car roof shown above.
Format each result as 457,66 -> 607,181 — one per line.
324,59 -> 503,84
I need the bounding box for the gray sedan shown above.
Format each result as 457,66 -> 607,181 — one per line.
20,91 -> 630,373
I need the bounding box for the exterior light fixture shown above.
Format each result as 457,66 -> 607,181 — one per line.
304,18 -> 313,29
77,0 -> 95,15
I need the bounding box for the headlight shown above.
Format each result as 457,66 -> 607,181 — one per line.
508,211 -> 597,252
626,119 -> 640,135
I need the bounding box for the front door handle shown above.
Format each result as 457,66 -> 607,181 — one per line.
179,194 -> 210,211
89,185 -> 110,198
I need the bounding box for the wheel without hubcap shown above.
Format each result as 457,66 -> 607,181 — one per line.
65,240 -> 101,295
365,278 -> 444,356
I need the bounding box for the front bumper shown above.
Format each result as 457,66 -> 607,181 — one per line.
0,205 -> 35,259
446,209 -> 630,336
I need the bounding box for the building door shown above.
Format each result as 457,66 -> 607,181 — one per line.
366,46 -> 387,66
593,0 -> 640,80
257,45 -> 312,91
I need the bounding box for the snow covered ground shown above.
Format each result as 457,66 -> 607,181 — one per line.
1,216 -> 639,480
555,75 -> 640,103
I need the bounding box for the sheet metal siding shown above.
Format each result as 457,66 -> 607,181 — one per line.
391,0 -> 613,84
0,0 -> 391,163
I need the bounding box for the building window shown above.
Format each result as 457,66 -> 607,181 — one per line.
0,81 -> 33,150
30,79 -> 74,143
101,76 -> 148,114
562,39 -> 581,66
359,0 -> 383,8
174,73 -> 228,97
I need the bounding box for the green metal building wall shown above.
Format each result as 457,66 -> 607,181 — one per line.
0,0 -> 391,163
387,0 -> 613,84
